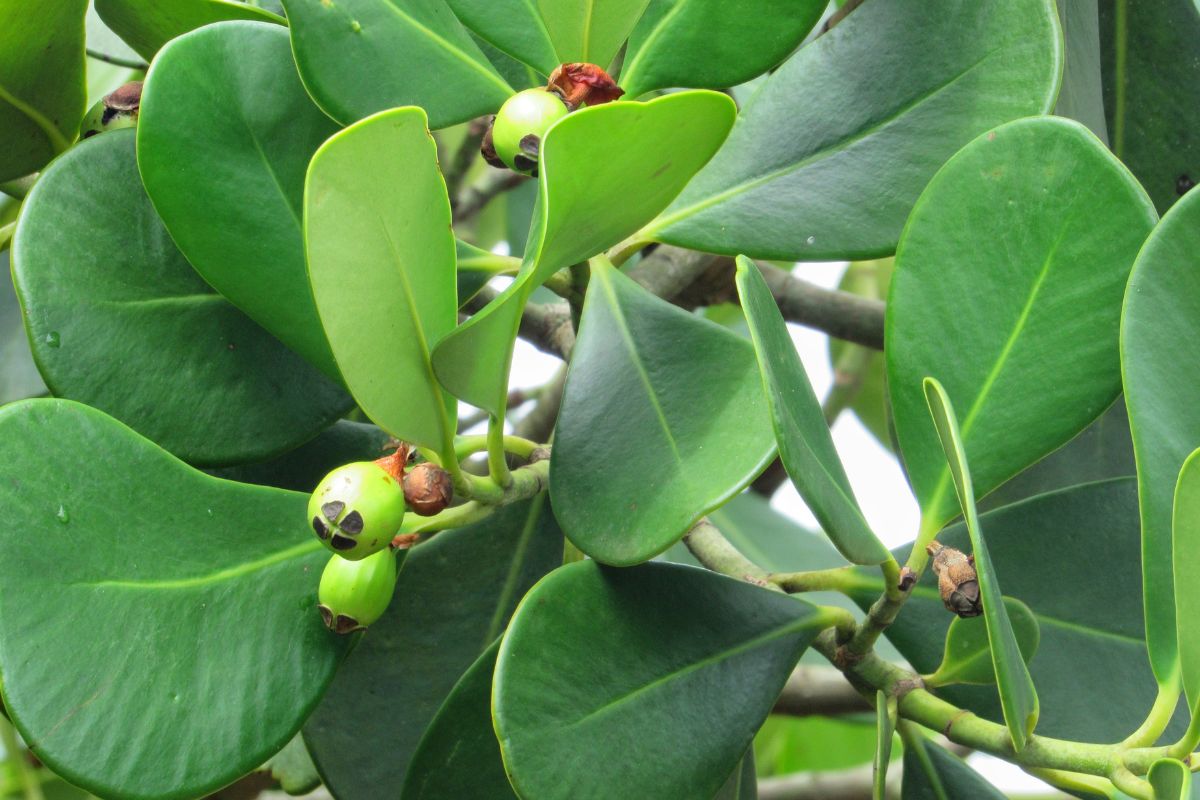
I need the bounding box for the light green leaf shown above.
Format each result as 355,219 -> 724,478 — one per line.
12,130 -> 349,466
1100,0 -> 1200,212
0,399 -> 348,800
925,597 -> 1039,687
1174,449 -> 1200,713
735,255 -> 889,565
138,21 -> 341,380
305,107 -> 457,453
494,560 -> 835,800
889,116 -> 1156,532
550,262 -> 774,565
619,0 -> 824,98
1122,184 -> 1200,683
304,497 -> 562,800
1149,759 -> 1192,799
645,0 -> 1062,260
0,0 -> 87,182
280,0 -> 512,128
902,737 -> 1004,800
536,0 -> 649,67
923,378 -> 1039,750
445,0 -> 559,75
432,90 -> 735,417
401,641 -> 515,800
1053,0 -> 1107,143
93,0 -> 284,60
873,691 -> 897,800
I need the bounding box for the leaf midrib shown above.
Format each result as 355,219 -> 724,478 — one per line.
619,0 -> 688,92
0,80 -> 71,154
76,539 -> 320,591
380,0 -> 511,94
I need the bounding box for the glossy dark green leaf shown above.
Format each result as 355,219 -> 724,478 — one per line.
0,0 -> 87,182
536,0 -> 648,67
619,0 -> 824,98
0,253 -> 45,405
305,107 -> 457,453
280,0 -> 512,129
853,479 -> 1171,744
646,0 -> 1062,260
1053,0 -> 1107,143
1149,759 -> 1192,799
11,131 -> 349,466
401,640 -> 514,800
925,598 -> 1039,688
715,750 -> 756,800
873,692 -> 896,800
551,263 -> 774,565
1100,0 -> 1200,212
736,255 -> 889,565
902,737 -> 1004,800
494,560 -> 836,800
209,420 -> 390,492
1174,449 -> 1200,711
1122,186 -> 1200,683
304,497 -> 562,800
889,117 -> 1156,532
923,378 -> 1038,749
432,90 -> 735,417
445,0 -> 558,75
93,0 -> 284,60
0,399 -> 348,800
138,21 -> 342,379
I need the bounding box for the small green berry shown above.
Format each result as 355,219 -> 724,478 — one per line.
308,461 -> 406,560
317,549 -> 398,634
491,88 -> 569,173
81,81 -> 142,139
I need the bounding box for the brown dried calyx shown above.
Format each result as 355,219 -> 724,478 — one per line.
547,63 -> 624,110
926,542 -> 982,618
403,462 -> 453,516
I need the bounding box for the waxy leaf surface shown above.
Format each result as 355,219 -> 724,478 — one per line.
94,0 -> 284,59
925,597 -> 1039,688
902,738 -> 1004,800
1174,449 -> 1200,711
444,0 -> 559,74
536,0 -> 648,67
0,400 -> 348,800
1149,759 -> 1193,800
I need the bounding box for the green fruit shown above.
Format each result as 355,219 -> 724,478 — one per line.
491,88 -> 568,173
317,549 -> 398,634
308,461 -> 406,560
80,81 -> 142,139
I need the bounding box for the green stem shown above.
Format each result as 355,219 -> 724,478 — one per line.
400,458 -> 550,534
486,414 -> 513,489
769,565 -> 865,594
1124,677 -> 1181,748
0,717 -> 44,800
455,434 -> 540,461
605,233 -> 653,268
0,221 -> 14,252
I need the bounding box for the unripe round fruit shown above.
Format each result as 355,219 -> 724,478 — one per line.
491,88 -> 568,172
317,549 -> 398,634
81,81 -> 142,139
308,462 -> 406,560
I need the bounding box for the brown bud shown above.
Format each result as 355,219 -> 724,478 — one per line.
897,566 -> 917,592
926,542 -> 982,618
547,63 -> 624,110
105,80 -> 143,114
403,463 -> 453,516
480,120 -> 507,169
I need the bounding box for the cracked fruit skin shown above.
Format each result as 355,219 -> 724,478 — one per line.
308,462 -> 406,560
492,88 -> 568,171
317,549 -> 399,634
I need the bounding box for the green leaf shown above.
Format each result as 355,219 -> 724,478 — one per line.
1149,759 -> 1193,800
93,0 -> 284,60
535,0 -> 649,67
305,107 -> 457,453
889,116 -> 1157,531
874,691 -> 896,800
1053,0 -> 1108,143
303,497 -> 562,800
901,737 -> 1004,800
137,21 -> 342,380
1174,449 -> 1200,712
619,0 -> 824,98
455,239 -> 516,307
1100,0 -> 1200,212
753,716 -> 877,777
209,420 -> 390,493
432,90 -> 735,417
925,597 -> 1040,688
923,378 -> 1039,750
1122,185 -> 1200,683
401,640 -> 515,800
645,0 -> 1062,260
12,130 -> 350,466
0,253 -> 45,405
855,479 -> 1171,743
735,255 -> 889,565
0,0 -> 87,182
494,560 -> 835,800
550,262 -> 774,565
0,399 -> 348,800
444,0 -> 559,75
715,750 -> 757,800
280,0 -> 512,129
262,734 -> 322,796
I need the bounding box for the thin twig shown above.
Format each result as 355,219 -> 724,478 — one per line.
772,666 -> 872,717
86,48 -> 147,70
514,366 -> 567,443
453,170 -> 528,224
443,117 -> 488,202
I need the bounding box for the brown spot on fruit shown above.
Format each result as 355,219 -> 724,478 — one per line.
403,463 -> 453,516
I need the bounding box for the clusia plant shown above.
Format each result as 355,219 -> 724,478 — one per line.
0,0 -> 1198,798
